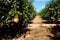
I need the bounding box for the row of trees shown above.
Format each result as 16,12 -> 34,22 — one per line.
0,0 -> 36,38
39,0 -> 60,40
39,0 -> 60,20
0,0 -> 36,27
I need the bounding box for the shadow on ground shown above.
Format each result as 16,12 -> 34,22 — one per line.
49,25 -> 60,40
0,21 -> 30,40
42,19 -> 60,40
42,20 -> 60,24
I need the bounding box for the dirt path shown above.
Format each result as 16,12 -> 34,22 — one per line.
13,16 -> 55,40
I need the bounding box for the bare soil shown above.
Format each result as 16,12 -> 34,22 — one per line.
13,16 -> 56,40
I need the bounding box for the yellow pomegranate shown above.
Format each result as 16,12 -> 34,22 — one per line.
13,17 -> 19,23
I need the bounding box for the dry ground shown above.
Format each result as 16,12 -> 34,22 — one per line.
12,16 -> 57,40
